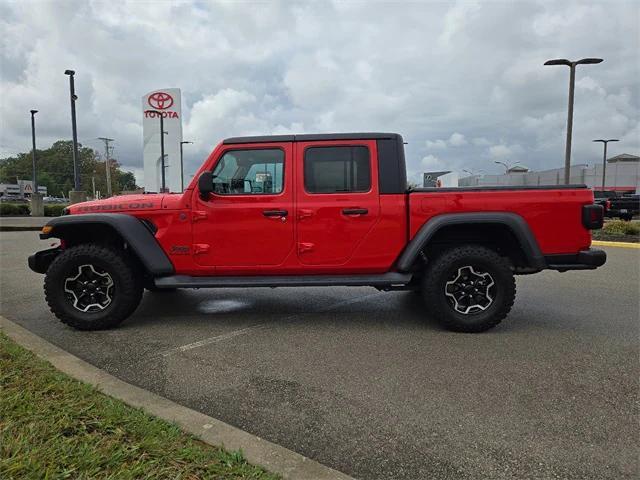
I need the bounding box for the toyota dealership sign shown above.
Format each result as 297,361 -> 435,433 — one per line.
142,88 -> 183,192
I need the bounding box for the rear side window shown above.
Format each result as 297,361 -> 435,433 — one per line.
304,146 -> 371,193
211,149 -> 284,194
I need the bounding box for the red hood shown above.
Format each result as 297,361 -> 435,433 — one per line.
68,194 -> 167,214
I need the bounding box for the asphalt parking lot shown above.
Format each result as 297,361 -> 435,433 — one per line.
1,231 -> 638,480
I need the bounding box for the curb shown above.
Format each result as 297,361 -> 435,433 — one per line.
592,240 -> 640,249
0,226 -> 43,232
0,315 -> 355,480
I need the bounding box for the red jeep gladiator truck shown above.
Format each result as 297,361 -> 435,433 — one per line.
29,133 -> 606,333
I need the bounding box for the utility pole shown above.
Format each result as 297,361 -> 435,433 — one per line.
98,137 -> 114,197
544,58 -> 603,184
593,139 -> 619,192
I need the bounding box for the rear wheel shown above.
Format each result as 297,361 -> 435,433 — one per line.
421,245 -> 515,332
44,244 -> 143,330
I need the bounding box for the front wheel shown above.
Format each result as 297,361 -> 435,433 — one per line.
421,245 -> 516,332
44,244 -> 143,330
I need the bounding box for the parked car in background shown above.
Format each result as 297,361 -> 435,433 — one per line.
43,196 -> 68,204
594,191 -> 639,221
0,196 -> 28,203
608,194 -> 639,221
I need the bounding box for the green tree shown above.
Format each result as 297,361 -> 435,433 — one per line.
0,141 -> 140,197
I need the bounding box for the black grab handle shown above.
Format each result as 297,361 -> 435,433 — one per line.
263,209 -> 288,217
342,208 -> 368,215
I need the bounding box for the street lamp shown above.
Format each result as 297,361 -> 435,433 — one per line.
544,57 -> 603,184
145,110 -> 168,192
463,168 -> 484,176
593,139 -> 619,192
494,161 -> 520,173
64,69 -> 81,191
179,141 -> 193,191
30,110 -> 38,192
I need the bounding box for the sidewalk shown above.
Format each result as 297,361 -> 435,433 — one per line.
0,216 -> 48,231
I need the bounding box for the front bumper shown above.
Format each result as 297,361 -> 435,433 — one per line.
28,247 -> 62,274
544,248 -> 607,272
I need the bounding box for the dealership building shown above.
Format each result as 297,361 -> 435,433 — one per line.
0,180 -> 47,198
458,153 -> 640,193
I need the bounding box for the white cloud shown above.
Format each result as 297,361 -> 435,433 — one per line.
448,132 -> 467,146
425,139 -> 447,150
421,154 -> 444,170
472,137 -> 491,146
489,144 -> 524,159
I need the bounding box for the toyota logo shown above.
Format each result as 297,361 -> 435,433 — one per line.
148,92 -> 174,110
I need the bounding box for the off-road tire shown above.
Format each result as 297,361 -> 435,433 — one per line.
44,244 -> 143,330
421,245 -> 516,333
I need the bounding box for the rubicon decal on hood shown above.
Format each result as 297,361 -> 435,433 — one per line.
76,202 -> 155,212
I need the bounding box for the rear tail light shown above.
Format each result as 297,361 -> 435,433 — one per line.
605,200 -> 611,211
582,204 -> 604,230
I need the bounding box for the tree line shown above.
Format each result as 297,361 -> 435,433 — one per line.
0,140 -> 138,197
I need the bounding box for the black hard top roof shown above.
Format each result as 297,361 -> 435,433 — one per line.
223,132 -> 402,145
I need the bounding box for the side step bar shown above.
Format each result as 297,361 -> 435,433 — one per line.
154,272 -> 412,289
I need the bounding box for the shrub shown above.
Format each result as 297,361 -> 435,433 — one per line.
0,203 -> 17,216
44,204 -> 68,217
603,220 -> 640,236
0,203 -> 30,216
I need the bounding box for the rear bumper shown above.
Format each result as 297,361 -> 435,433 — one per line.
544,248 -> 607,272
28,247 -> 61,274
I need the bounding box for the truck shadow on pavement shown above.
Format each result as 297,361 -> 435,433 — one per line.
126,288 -> 531,334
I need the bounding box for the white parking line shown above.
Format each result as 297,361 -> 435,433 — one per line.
159,324 -> 265,357
159,291 -> 386,357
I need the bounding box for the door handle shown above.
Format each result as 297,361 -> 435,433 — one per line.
263,209 -> 288,217
342,208 -> 368,216
298,209 -> 313,220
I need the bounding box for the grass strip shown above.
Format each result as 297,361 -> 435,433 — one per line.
0,332 -> 279,480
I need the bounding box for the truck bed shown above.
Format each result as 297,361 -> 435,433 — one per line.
408,185 -> 593,255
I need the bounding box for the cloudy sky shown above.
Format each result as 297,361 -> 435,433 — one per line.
1,0 -> 638,186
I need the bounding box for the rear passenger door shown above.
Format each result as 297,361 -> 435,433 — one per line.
295,141 -> 380,266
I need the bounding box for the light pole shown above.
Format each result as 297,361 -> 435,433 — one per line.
98,137 -> 114,196
593,139 -> 619,192
462,168 -> 484,176
179,141 -> 193,191
544,58 -> 603,184
30,110 -> 38,192
64,69 -> 81,192
494,161 -> 520,173
145,110 -> 167,192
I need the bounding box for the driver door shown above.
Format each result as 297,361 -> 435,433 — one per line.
192,143 -> 294,271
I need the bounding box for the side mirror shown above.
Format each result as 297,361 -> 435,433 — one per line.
198,171 -> 213,200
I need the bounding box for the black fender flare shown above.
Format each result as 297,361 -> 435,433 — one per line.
40,213 -> 174,276
396,212 -> 546,272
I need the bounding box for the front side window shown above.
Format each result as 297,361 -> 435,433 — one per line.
211,149 -> 284,194
304,146 -> 371,193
